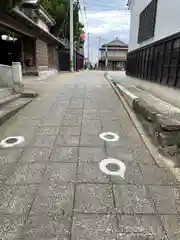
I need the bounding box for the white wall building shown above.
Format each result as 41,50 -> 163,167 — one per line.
126,0 -> 180,88
128,0 -> 180,51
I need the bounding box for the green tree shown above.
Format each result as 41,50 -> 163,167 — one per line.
0,0 -> 22,10
40,0 -> 85,47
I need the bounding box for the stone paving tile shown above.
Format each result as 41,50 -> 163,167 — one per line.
110,162 -> 144,185
0,184 -> 38,214
102,127 -> 127,139
44,163 -> 77,185
101,120 -> 122,130
106,147 -> 134,162
113,185 -> 156,214
1,72 -> 180,240
31,184 -> 74,216
131,147 -> 155,165
31,135 -> 57,148
77,163 -> 110,183
66,109 -> 83,115
148,186 -> 180,214
82,125 -> 102,135
83,113 -> 100,120
74,183 -> 114,213
0,149 -> 23,164
35,126 -> 60,135
68,104 -> 83,109
50,147 -> 78,162
116,233 -> 156,239
140,165 -> 178,185
39,117 -> 63,126
80,134 -> 104,147
5,163 -> 46,185
99,109 -> 121,117
105,136 -> 132,148
82,119 -> 101,128
62,115 -> 82,126
59,126 -> 81,136
71,214 -> 118,240
23,213 -> 71,239
79,147 -> 106,163
19,148 -> 51,163
56,135 -> 80,147
0,163 -> 17,182
83,108 -> 99,114
0,213 -> 26,239
117,215 -> 165,238
161,215 -> 180,240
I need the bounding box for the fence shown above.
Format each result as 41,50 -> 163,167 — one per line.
126,32 -> 180,88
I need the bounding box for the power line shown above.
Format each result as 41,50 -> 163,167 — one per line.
77,0 -> 88,33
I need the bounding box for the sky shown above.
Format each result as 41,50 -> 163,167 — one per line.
79,0 -> 131,63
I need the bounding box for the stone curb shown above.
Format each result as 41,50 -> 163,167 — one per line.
0,98 -> 33,127
104,73 -> 180,179
21,91 -> 39,98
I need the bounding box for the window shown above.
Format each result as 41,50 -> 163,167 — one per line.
138,0 -> 158,43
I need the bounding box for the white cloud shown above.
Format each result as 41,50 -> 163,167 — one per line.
87,10 -> 130,35
79,9 -> 130,63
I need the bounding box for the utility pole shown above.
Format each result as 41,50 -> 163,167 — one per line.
74,41 -> 77,71
97,36 -> 101,68
105,44 -> 108,70
70,0 -> 74,72
88,32 -> 90,65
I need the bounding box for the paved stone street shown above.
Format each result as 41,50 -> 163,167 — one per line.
0,71 -> 179,240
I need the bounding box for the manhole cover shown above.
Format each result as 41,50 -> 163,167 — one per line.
0,136 -> 25,148
6,138 -> 18,144
99,132 -> 119,142
106,163 -> 120,172
99,158 -> 126,179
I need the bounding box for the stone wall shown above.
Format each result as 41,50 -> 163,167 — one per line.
0,64 -> 13,87
48,44 -> 58,69
36,39 -> 48,67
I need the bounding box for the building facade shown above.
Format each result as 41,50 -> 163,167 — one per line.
0,0 -> 84,78
99,38 -> 128,70
127,0 -> 180,87
0,0 -> 64,77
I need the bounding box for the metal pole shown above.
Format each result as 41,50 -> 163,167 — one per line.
74,42 -> 76,71
70,0 -> 74,72
88,32 -> 90,65
105,45 -> 108,70
97,36 -> 101,68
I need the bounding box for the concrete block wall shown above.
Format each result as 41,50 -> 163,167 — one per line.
0,64 -> 13,87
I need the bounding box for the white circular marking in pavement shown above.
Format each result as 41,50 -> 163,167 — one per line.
99,158 -> 126,179
99,132 -> 119,142
0,136 -> 25,148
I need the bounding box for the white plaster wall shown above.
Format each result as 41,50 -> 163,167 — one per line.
129,0 -> 180,52
0,64 -> 13,87
101,50 -> 127,57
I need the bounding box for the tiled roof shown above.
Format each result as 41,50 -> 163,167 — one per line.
102,38 -> 128,47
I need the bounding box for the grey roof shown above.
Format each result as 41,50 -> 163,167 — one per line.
102,38 -> 128,47
22,0 -> 55,26
22,0 -> 39,4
